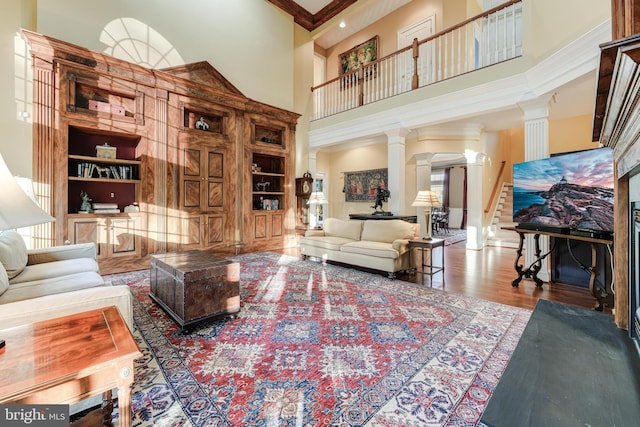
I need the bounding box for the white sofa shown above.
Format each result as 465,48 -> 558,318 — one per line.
0,230 -> 133,330
300,218 -> 419,278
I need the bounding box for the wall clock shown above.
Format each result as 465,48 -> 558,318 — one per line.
295,172 -> 313,197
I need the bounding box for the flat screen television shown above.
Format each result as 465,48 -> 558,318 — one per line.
512,147 -> 614,237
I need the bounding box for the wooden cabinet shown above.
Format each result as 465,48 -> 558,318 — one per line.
68,213 -> 143,258
24,30 -> 299,271
244,114 -> 296,251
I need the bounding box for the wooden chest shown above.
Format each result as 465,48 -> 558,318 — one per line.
149,250 -> 240,332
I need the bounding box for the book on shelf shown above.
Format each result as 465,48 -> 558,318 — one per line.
93,208 -> 121,214
92,203 -> 118,209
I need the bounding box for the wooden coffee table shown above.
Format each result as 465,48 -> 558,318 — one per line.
0,306 -> 141,427
149,250 -> 240,332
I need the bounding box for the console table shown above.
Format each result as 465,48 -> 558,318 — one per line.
348,214 -> 417,223
503,226 -> 614,310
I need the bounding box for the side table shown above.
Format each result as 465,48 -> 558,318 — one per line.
0,306 -> 141,427
409,238 -> 445,280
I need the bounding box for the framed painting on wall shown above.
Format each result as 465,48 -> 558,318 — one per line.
339,36 -> 379,75
344,168 -> 388,202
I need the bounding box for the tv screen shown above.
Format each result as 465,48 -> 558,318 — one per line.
512,147 -> 614,234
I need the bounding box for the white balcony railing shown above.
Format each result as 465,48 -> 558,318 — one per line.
311,0 -> 522,121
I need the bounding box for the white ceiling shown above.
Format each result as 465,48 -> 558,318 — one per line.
313,0 -> 412,49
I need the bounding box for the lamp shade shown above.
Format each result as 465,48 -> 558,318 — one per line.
307,191 -> 328,205
0,153 -> 55,231
411,190 -> 441,207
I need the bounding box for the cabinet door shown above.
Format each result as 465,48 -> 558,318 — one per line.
252,211 -> 284,241
68,217 -> 107,258
109,216 -> 142,257
180,144 -> 226,212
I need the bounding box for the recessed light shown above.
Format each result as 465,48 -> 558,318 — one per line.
339,21 -> 346,28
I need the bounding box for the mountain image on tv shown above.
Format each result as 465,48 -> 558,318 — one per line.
512,148 -> 614,232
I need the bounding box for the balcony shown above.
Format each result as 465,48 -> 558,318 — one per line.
311,0 -> 523,121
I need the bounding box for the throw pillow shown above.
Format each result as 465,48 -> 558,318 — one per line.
0,261 -> 8,295
0,230 -> 28,280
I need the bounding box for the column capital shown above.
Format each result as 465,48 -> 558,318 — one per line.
414,152 -> 435,166
518,92 -> 557,121
464,150 -> 485,165
384,128 -> 410,140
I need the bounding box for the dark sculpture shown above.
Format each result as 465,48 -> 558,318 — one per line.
371,185 -> 391,214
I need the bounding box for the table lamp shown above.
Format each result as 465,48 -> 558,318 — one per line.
411,190 -> 441,240
0,153 -> 55,232
307,191 -> 328,229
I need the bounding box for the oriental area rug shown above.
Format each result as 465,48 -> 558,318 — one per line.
104,252 -> 530,426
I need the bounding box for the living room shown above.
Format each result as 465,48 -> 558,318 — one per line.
1,0 -> 640,425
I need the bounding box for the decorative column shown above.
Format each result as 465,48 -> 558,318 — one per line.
308,149 -> 318,226
31,56 -> 55,248
414,153 -> 435,238
464,150 -> 485,250
385,128 -> 408,214
519,95 -> 554,282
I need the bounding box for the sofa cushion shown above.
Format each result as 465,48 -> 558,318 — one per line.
323,218 -> 363,241
0,271 -> 106,304
300,235 -> 357,251
0,230 -> 28,279
0,262 -> 8,296
8,258 -> 100,285
361,219 -> 415,243
340,240 -> 399,259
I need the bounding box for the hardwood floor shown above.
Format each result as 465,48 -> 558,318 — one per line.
105,239 -> 608,314
283,240 -> 608,313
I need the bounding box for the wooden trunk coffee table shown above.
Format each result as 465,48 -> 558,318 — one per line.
0,306 -> 141,427
149,250 -> 240,332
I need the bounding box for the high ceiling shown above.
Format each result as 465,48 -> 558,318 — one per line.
268,0 -> 411,49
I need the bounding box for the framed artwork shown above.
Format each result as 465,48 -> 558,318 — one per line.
344,168 -> 388,202
339,36 -> 379,75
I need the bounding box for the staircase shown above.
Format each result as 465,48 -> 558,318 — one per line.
486,183 -> 519,248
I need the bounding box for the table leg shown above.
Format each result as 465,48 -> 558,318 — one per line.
530,234 -> 544,287
101,390 -> 113,427
589,242 -> 614,311
512,231 -> 526,287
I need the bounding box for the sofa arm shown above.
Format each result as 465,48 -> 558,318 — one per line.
304,229 -> 326,237
0,285 -> 134,332
27,243 -> 97,265
392,239 -> 411,254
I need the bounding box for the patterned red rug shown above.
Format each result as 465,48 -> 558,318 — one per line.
105,252 -> 530,426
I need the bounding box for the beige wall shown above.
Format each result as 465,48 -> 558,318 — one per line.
324,0 -> 444,81
1,0 -> 36,177
0,0 -> 301,178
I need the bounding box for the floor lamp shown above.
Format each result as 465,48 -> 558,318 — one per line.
307,191 -> 328,229
411,190 -> 441,240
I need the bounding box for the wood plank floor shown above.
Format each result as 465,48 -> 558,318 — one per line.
283,240 -> 606,313
105,239 -> 607,314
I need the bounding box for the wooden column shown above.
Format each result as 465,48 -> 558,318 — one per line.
31,56 -> 56,248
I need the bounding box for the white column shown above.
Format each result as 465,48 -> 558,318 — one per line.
385,128 -> 408,214
519,95 -> 554,282
414,153 -> 434,238
465,150 -> 485,250
308,149 -> 319,227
